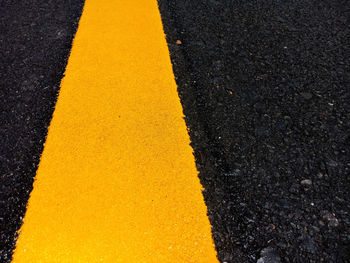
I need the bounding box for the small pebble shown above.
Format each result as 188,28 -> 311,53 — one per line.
257,247 -> 281,263
317,172 -> 323,178
322,212 -> 339,227
301,179 -> 312,186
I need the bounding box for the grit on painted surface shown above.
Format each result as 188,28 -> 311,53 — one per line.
12,0 -> 218,262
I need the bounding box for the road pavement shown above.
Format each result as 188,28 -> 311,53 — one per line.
0,0 -> 349,262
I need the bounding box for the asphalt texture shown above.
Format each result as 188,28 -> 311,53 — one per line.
159,1 -> 350,262
0,1 -> 84,262
0,1 -> 349,263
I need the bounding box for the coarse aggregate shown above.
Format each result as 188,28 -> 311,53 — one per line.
0,1 -> 84,261
159,0 -> 350,262
0,1 -> 349,262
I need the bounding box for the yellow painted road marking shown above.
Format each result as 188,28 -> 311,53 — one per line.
13,0 -> 218,262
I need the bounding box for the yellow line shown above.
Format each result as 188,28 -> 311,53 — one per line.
12,0 -> 218,262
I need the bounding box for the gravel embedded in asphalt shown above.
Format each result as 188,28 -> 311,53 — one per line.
159,0 -> 350,262
0,0 -> 349,262
0,1 -> 84,261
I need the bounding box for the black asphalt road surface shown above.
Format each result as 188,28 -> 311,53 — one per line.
1,0 -> 350,262
0,0 -> 84,261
